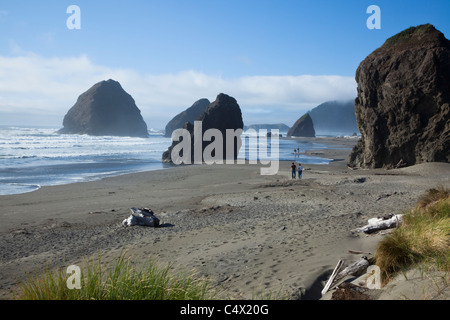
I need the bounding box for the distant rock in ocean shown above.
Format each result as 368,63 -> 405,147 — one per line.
164,98 -> 210,137
162,93 -> 244,163
308,100 -> 359,135
349,24 -> 450,168
287,113 -> 315,137
58,79 -> 148,138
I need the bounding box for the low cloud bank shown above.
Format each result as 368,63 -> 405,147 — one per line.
0,53 -> 356,127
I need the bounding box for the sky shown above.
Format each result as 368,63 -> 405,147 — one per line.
0,0 -> 449,130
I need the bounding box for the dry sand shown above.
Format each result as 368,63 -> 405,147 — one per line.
0,136 -> 448,300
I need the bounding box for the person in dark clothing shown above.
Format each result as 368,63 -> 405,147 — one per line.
291,162 -> 296,179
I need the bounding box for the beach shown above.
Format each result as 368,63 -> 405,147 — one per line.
0,136 -> 448,300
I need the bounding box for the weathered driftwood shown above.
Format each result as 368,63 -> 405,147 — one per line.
137,207 -> 156,217
122,207 -> 160,227
321,260 -> 344,295
337,257 -> 370,280
353,214 -> 403,234
321,257 -> 370,295
348,250 -> 372,255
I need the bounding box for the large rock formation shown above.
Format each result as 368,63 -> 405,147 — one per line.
349,24 -> 450,168
58,79 -> 148,137
164,98 -> 210,137
162,93 -> 244,163
309,100 -> 359,135
287,113 -> 315,137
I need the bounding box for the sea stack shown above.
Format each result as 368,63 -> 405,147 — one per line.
287,113 -> 315,137
349,24 -> 450,168
58,79 -> 148,138
162,93 -> 244,163
164,98 -> 210,137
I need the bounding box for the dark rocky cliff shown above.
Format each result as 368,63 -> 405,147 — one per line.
162,93 -> 244,163
59,79 -> 148,137
164,98 -> 210,137
349,24 -> 450,168
287,113 -> 315,137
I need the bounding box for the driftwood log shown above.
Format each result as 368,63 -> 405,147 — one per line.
122,207 -> 160,227
321,260 -> 344,295
353,214 -> 403,234
321,257 -> 370,295
348,250 -> 372,255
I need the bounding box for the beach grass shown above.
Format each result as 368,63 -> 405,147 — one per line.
13,252 -> 218,300
374,186 -> 450,283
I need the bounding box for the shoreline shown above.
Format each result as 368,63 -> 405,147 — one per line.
0,134 -> 354,197
0,136 -> 448,300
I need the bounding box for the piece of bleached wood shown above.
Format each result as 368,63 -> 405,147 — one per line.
123,208 -> 160,227
353,214 -> 403,234
348,250 -> 371,255
335,258 -> 370,282
322,257 -> 370,295
321,259 -> 344,295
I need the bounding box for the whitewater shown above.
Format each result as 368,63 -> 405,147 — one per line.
0,126 -> 333,195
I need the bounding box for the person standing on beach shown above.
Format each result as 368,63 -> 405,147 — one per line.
291,162 -> 296,179
298,163 -> 303,179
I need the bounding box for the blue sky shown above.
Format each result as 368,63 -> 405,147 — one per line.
0,0 -> 449,129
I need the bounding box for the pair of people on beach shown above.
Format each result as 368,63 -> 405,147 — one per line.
291,162 -> 302,179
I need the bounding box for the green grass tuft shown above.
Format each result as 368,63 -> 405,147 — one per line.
374,187 -> 450,283
14,252 -> 219,300
384,24 -> 436,47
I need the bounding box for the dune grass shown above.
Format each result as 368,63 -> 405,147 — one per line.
14,252 -> 218,300
374,186 -> 450,283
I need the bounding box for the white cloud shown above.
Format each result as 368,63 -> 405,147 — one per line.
0,53 -> 357,128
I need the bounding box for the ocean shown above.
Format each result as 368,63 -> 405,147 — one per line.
0,126 -> 335,195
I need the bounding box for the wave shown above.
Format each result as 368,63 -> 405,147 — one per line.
0,183 -> 41,196
0,126 -> 340,196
